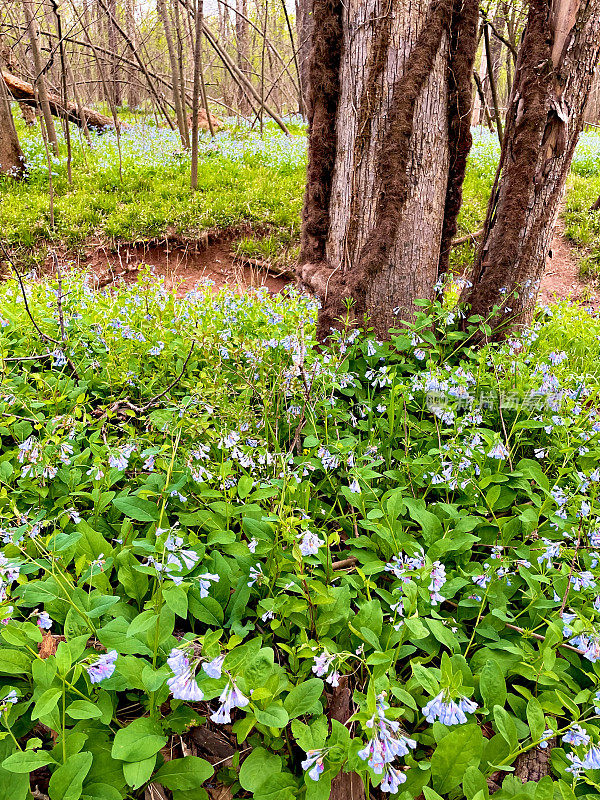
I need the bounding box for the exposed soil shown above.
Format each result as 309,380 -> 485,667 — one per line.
49,235 -> 292,296
38,216 -> 592,308
539,217 -> 598,307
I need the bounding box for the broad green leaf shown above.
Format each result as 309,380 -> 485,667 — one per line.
122,755 -> 156,789
254,703 -> 289,729
111,718 -> 167,762
479,661 -> 506,710
48,751 -> 93,800
152,756 -> 213,790
284,679 -> 324,719
493,706 -> 518,751
2,750 -> 56,773
239,748 -> 283,792
431,724 -> 484,794
113,495 -> 160,522
66,700 -> 103,720
526,698 -> 545,742
32,687 -> 62,720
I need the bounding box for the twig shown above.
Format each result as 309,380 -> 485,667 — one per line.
139,341 -> 195,412
452,229 -> 484,247
0,241 -> 59,346
52,251 -> 66,342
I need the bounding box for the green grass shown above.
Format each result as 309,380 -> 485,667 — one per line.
2,115 -> 600,281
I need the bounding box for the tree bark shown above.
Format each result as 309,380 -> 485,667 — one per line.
3,71 -> 116,131
295,0 -> 313,116
158,0 -> 189,146
299,0 -> 478,340
235,0 -> 250,113
0,63 -> 24,178
22,0 -> 59,156
463,0 -> 600,331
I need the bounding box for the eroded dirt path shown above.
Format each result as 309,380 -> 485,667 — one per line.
539,216 -> 597,307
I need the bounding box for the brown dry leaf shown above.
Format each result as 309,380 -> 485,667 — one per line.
38,632 -> 65,659
206,786 -> 234,800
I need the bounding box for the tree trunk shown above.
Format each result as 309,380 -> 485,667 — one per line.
3,71 -> 117,131
22,0 -> 59,156
124,0 -> 140,109
157,0 -> 189,146
295,0 -> 313,117
235,0 -> 249,113
463,0 -> 600,330
0,65 -> 24,178
107,0 -> 122,106
298,0 -> 479,340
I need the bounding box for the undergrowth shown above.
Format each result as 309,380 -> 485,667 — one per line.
1,270 -> 600,797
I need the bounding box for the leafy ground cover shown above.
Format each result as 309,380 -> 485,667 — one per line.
2,269 -> 600,797
2,117 -> 599,278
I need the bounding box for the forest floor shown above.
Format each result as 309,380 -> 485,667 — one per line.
540,216 -> 599,307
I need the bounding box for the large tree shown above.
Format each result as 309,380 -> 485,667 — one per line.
299,0 -> 600,341
463,0 -> 600,327
0,61 -> 24,178
297,0 -> 479,339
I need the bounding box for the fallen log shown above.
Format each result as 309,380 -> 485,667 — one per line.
2,70 -> 117,132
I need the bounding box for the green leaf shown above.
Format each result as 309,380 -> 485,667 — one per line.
239,748 -> 283,792
493,706 -> 518,751
66,700 -> 103,720
426,618 -> 459,653
153,756 -> 213,790
32,687 -> 62,720
254,772 -> 297,800
2,750 -> 56,773
479,661 -> 506,710
0,650 -> 31,674
111,718 -> 167,763
284,679 -> 324,719
122,755 -> 156,789
431,724 -> 484,794
526,698 -> 545,742
113,495 -> 160,522
48,751 -> 93,800
463,765 -> 489,800
81,783 -> 123,800
254,703 -> 289,729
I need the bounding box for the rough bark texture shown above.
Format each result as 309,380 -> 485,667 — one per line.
463,0 -> 600,331
513,742 -> 555,783
438,0 -> 479,275
3,71 -> 116,131
299,0 -> 467,339
327,678 -> 366,800
298,0 -> 343,267
0,68 -> 25,177
295,0 -> 314,114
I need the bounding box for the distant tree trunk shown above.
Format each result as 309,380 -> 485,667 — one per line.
585,66 -> 600,124
235,0 -> 250,113
22,0 -> 59,156
158,0 -> 189,146
124,0 -> 140,109
463,0 -> 600,330
295,0 -> 313,116
298,0 -> 479,340
107,0 -> 122,106
0,66 -> 24,177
